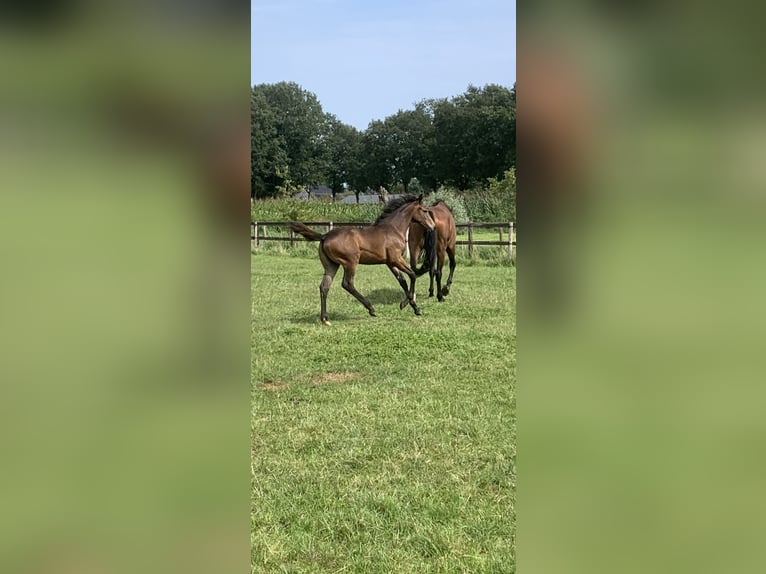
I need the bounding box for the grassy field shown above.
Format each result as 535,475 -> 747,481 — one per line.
252,253 -> 516,573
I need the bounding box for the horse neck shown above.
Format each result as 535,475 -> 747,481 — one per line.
381,203 -> 418,234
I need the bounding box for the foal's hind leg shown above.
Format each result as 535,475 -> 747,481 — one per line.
442,245 -> 457,297
319,257 -> 339,325
435,251 -> 446,302
341,265 -> 376,317
409,242 -> 425,298
428,267 -> 435,298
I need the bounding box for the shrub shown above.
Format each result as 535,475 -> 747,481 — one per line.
407,178 -> 427,196
463,168 -> 516,223
426,187 -> 469,224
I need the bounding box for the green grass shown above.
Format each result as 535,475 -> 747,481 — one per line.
252,241 -> 514,267
252,253 -> 516,573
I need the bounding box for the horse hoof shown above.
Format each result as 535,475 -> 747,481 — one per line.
321,319 -> 332,326
437,296 -> 444,302
441,287 -> 450,296
399,300 -> 408,310
414,307 -> 422,316
369,309 -> 377,317
428,291 -> 434,298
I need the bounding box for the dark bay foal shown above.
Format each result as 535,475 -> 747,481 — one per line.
288,194 -> 436,325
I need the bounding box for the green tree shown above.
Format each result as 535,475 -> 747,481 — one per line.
358,119 -> 395,193
251,82 -> 328,197
251,81 -> 516,209
432,96 -> 471,190
356,106 -> 437,195
322,114 -> 361,202
432,84 -> 516,190
383,107 -> 435,193
250,88 -> 286,199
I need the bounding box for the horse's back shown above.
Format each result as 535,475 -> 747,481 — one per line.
321,226 -> 399,265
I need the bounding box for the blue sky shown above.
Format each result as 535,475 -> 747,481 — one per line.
251,0 -> 515,130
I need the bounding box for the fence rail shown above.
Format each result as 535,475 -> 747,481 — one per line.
251,221 -> 516,257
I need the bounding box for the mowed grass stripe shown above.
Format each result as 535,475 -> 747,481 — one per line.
252,254 -> 515,573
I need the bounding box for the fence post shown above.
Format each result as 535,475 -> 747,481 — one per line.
255,222 -> 259,247
499,225 -> 503,243
467,222 -> 474,257
289,226 -> 295,248
508,222 -> 513,259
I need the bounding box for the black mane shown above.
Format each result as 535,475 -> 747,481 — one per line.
374,194 -> 420,225
430,199 -> 454,213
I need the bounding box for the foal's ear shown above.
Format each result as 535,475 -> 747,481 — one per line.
417,193 -> 424,203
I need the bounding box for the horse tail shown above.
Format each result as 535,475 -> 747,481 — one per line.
415,227 -> 437,276
287,221 -> 324,241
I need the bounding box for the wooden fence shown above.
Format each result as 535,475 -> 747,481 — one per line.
251,221 -> 516,257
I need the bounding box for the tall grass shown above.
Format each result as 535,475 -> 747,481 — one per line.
252,191 -> 515,225
252,198 -> 381,223
463,188 -> 516,223
464,168 -> 516,223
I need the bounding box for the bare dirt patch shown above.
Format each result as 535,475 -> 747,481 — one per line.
310,372 -> 358,385
260,380 -> 289,392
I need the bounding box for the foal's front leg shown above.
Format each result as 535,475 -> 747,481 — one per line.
389,264 -> 410,307
391,258 -> 421,315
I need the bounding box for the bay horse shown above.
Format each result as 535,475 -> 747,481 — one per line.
288,194 -> 436,325
409,200 -> 457,301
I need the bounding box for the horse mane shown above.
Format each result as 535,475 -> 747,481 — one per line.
430,199 -> 453,213
374,194 -> 420,225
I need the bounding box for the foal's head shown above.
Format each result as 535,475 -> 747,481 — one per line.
375,194 -> 436,230
411,194 -> 436,230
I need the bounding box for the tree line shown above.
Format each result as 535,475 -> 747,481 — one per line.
251,81 -> 515,202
